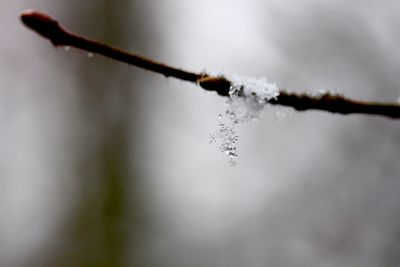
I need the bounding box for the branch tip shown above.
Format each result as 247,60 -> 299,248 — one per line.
20,10 -> 67,46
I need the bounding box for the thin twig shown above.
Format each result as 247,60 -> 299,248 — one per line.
20,10 -> 400,119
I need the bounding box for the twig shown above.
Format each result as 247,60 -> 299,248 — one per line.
20,10 -> 400,119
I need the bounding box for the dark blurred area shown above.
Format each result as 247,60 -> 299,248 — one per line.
1,1 -> 400,267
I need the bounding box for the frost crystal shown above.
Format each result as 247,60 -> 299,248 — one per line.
209,75 -> 280,166
310,89 -> 343,98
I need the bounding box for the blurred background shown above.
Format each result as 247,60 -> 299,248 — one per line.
1,0 -> 400,266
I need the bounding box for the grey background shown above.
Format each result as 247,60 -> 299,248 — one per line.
1,1 -> 399,266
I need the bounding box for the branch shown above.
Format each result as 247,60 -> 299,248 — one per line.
20,10 -> 400,119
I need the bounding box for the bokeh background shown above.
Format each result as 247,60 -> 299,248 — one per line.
1,1 -> 400,266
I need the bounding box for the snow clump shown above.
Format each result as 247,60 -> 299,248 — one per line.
210,74 -> 280,166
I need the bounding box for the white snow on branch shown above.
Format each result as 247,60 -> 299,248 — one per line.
210,75 -> 280,166
227,75 -> 279,123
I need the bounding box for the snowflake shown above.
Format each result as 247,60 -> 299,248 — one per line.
208,133 -> 217,143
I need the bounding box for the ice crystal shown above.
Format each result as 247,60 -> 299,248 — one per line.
210,75 -> 280,166
209,117 -> 239,166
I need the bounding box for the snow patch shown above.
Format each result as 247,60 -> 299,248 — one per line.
210,75 -> 280,166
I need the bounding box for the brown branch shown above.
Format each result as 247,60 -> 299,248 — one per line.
20,10 -> 400,119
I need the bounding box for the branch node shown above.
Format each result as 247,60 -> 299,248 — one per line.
197,76 -> 231,96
